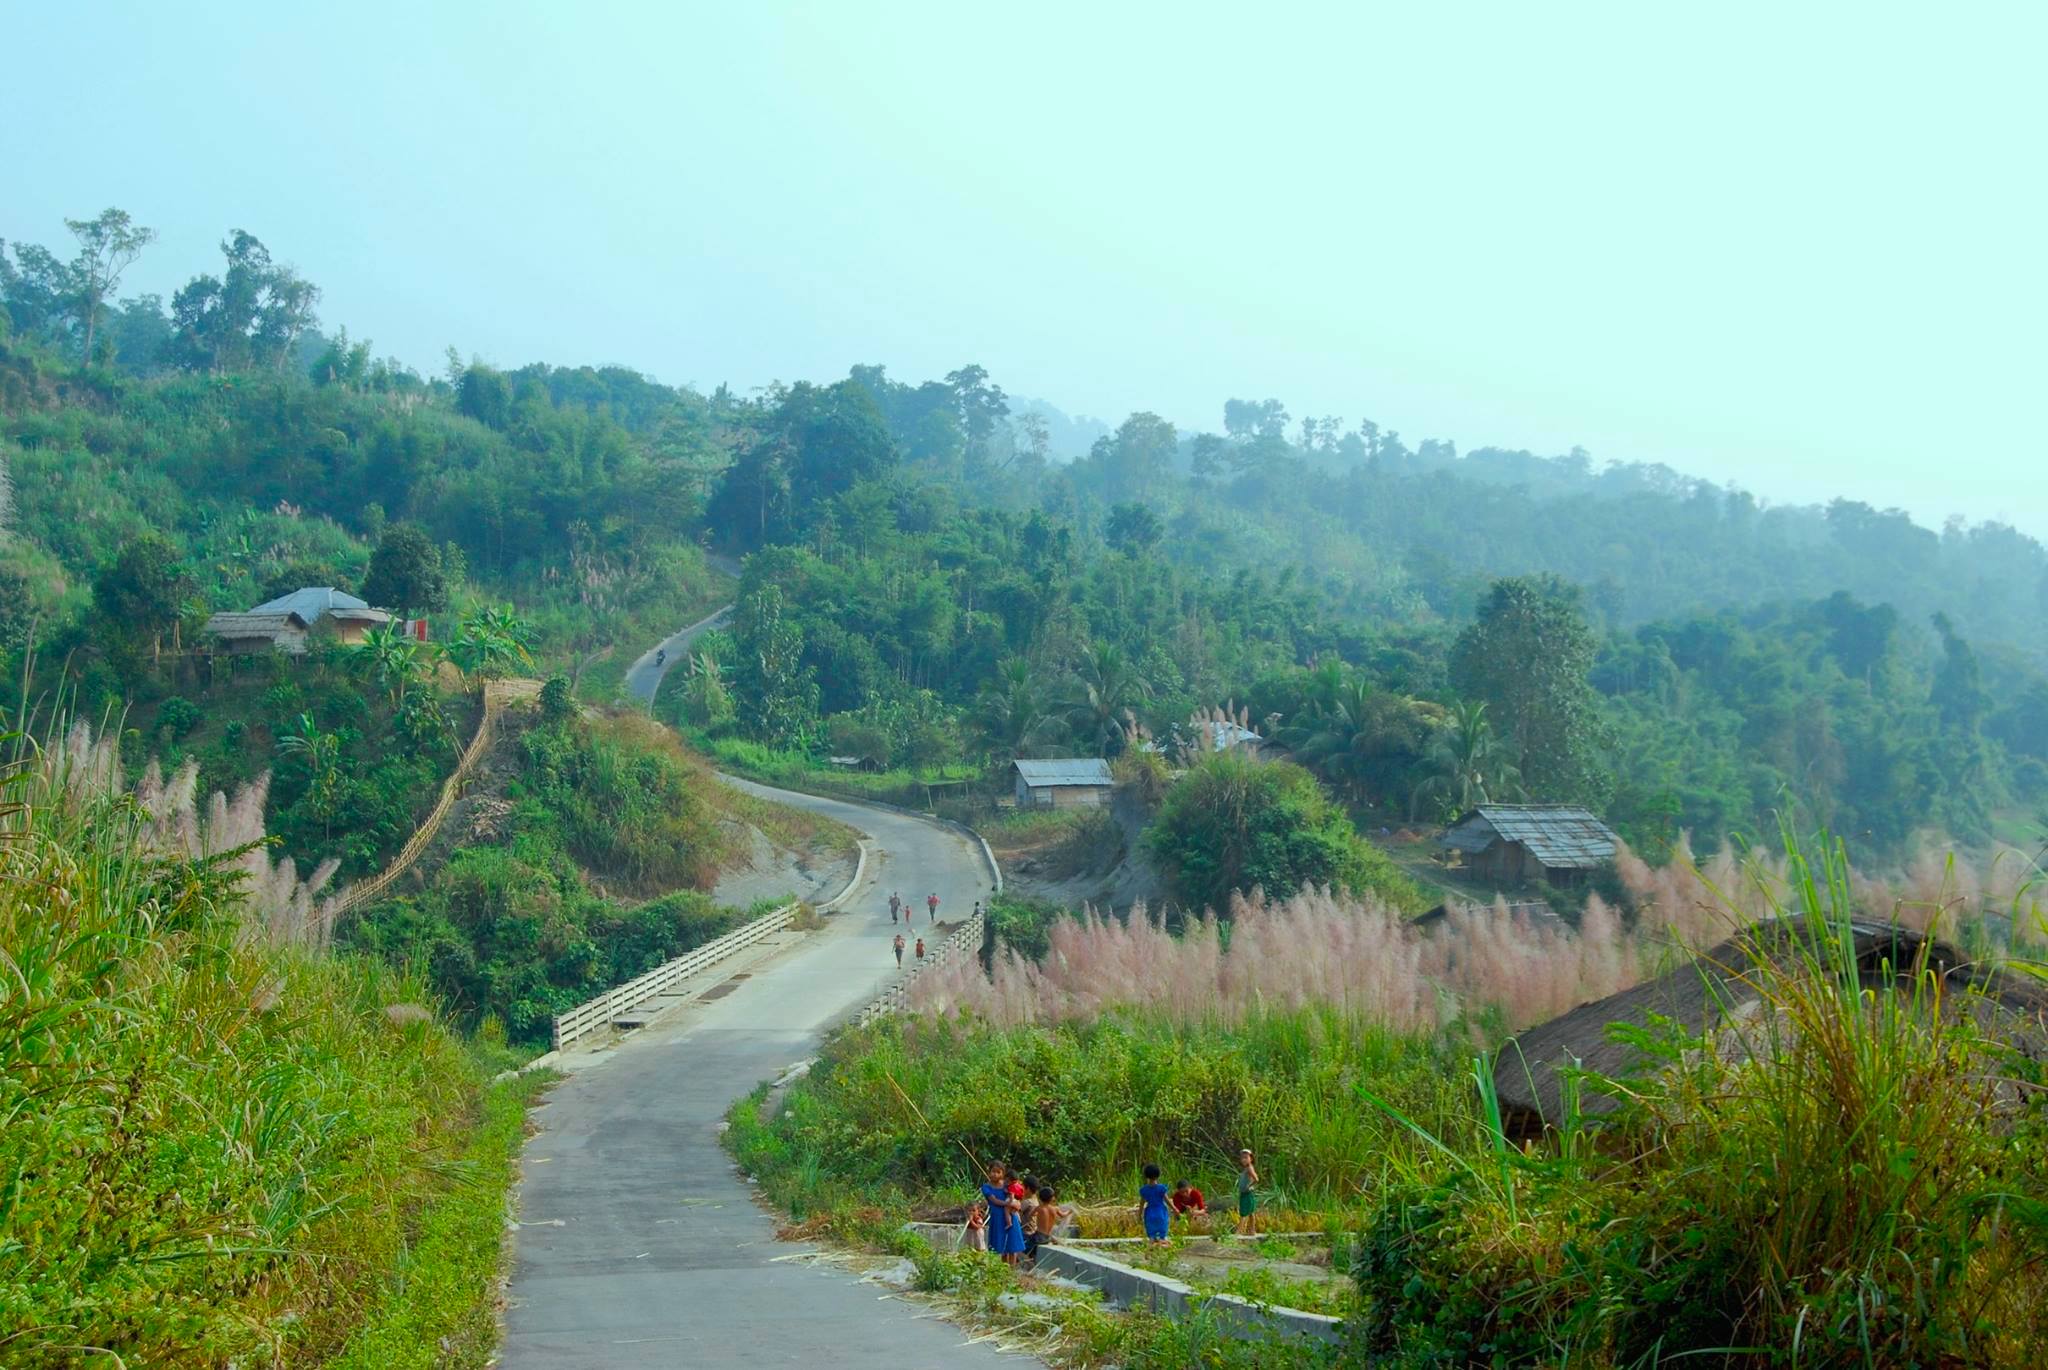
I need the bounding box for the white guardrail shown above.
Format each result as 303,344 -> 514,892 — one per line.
855,908 -> 985,1027
552,903 -> 795,1051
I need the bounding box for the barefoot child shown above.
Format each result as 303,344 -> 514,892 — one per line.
1138,1163 -> 1171,1245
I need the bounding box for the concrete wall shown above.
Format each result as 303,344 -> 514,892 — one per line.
1030,1243 -> 1345,1347
906,1224 -> 1343,1348
1015,781 -> 1111,809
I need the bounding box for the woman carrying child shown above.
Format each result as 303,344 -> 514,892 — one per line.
1138,1163 -> 1171,1245
981,1161 -> 1024,1267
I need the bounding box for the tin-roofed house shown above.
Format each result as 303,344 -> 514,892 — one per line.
203,587 -> 393,656
1442,803 -> 1618,888
1012,758 -> 1114,809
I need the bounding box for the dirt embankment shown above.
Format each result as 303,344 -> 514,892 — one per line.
987,788 -> 1168,913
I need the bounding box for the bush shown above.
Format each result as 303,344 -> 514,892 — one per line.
157,693 -> 204,739
1145,754 -> 1421,915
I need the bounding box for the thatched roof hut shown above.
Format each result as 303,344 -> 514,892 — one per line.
1493,917 -> 2048,1141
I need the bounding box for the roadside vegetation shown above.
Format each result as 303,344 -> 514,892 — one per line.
733,834 -> 2048,1365
0,719 -> 530,1366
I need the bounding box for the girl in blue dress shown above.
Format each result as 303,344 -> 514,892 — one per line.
1138,1163 -> 1171,1244
981,1161 -> 1023,1266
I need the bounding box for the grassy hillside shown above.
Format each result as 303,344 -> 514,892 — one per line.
0,724 -> 530,1366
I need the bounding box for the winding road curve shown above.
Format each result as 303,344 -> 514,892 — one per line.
501,780 -> 1013,1368
623,602 -> 731,707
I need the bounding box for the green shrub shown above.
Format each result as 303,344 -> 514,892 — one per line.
1145,754 -> 1422,915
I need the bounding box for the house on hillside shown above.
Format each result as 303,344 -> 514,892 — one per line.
1442,803 -> 1617,888
1013,758 -> 1114,809
203,587 -> 393,656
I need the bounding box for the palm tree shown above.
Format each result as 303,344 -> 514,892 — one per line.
1293,677 -> 1379,803
679,650 -> 734,729
357,623 -> 424,708
1411,700 -> 1521,820
1063,643 -> 1152,756
977,657 -> 1060,761
277,712 -> 344,839
440,605 -> 535,687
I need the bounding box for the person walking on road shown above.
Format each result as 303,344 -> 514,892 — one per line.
889,892 -> 902,921
892,933 -> 905,966
927,892 -> 939,923
914,936 -> 926,963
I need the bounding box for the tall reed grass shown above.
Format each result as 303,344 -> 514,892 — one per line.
0,721 -> 488,1365
43,717 -> 342,948
912,834 -> 2047,1034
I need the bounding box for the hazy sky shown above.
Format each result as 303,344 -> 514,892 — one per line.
6,4 -> 2042,535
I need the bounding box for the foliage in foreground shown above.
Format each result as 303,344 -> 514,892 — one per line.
725,1078 -> 1345,1368
742,831 -> 2048,1364
728,1009 -> 1468,1225
1355,841 -> 2048,1366
328,1070 -> 553,1370
0,738 -> 498,1366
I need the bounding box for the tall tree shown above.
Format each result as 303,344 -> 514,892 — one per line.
361,523 -> 449,617
731,584 -> 818,747
169,230 -> 319,373
93,532 -> 193,665
1064,641 -> 1152,755
65,209 -> 156,365
1450,576 -> 1608,803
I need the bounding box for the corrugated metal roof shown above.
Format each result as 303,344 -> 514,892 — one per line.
1444,804 -> 1617,868
249,587 -> 385,619
1014,759 -> 1113,788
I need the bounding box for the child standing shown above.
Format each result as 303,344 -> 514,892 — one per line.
982,1162 -> 1023,1266
963,1196 -> 989,1252
1017,1176 -> 1042,1262
1235,1148 -> 1260,1237
1138,1163 -> 1171,1245
1035,1186 -> 1067,1246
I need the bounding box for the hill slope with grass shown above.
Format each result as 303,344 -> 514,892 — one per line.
0,723 -> 536,1368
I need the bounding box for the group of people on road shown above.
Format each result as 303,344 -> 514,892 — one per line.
888,890 -> 961,968
887,890 -> 941,924
965,1161 -> 1070,1268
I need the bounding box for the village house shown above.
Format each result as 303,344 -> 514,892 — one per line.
1012,758 -> 1114,809
1442,803 -> 1618,888
203,587 -> 393,656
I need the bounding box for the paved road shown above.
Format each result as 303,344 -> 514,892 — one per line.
623,603 -> 732,706
501,781 -> 1011,1368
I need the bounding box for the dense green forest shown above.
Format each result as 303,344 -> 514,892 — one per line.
6,211 -> 2047,879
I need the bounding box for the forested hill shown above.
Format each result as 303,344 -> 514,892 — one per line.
5,214 -> 2047,860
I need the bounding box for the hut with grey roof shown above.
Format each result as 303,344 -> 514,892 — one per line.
1442,803 -> 1618,888
203,587 -> 392,656
1012,758 -> 1114,809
